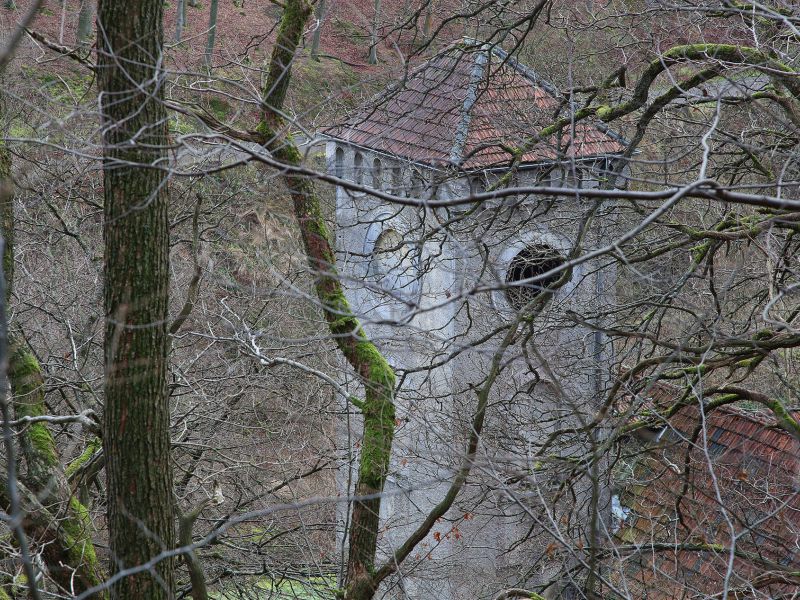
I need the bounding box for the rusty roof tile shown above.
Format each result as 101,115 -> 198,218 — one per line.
611,385 -> 800,598
325,39 -> 624,169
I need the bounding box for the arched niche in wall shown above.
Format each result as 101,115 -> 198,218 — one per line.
456,171 -> 498,216
408,168 -> 443,202
469,173 -> 487,196
391,165 -> 403,195
372,157 -> 383,190
334,146 -> 344,179
354,151 -> 364,186
363,217 -> 421,319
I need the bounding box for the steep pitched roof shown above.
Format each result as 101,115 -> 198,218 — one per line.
326,39 -> 624,170
610,398 -> 800,599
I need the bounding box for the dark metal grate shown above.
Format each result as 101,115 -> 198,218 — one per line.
504,244 -> 564,311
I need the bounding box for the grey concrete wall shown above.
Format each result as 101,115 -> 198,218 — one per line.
328,139 -> 619,599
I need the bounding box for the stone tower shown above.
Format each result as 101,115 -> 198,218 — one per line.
324,39 -> 626,599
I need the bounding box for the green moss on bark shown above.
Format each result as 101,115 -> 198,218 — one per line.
258,3 -> 397,592
8,340 -> 59,492
65,436 -> 102,480
0,142 -> 13,299
62,497 -> 101,575
4,339 -> 106,596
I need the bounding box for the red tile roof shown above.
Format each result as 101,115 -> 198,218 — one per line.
326,39 -> 624,169
610,396 -> 800,599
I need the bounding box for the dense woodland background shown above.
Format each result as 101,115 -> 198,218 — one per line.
0,1 -> 798,599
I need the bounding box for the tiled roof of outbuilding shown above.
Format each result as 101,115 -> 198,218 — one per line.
326,39 -> 624,169
609,393 -> 800,599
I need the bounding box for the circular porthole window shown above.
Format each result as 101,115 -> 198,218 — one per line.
504,244 -> 565,311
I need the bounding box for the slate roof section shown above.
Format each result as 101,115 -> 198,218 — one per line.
326,39 -> 624,170
609,394 -> 800,599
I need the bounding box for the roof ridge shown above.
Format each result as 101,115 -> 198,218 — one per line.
485,42 -> 559,98
456,37 -> 560,98
449,42 -> 488,165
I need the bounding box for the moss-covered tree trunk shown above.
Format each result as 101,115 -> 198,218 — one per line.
96,0 -> 175,596
0,78 -> 104,598
6,341 -> 105,595
257,2 -> 396,597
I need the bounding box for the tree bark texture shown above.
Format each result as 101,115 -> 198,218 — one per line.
368,0 -> 379,64
204,0 -> 218,67
309,0 -> 325,60
77,0 -> 94,46
96,0 -> 175,596
175,0 -> 185,43
257,2 -> 396,597
0,144 -> 13,298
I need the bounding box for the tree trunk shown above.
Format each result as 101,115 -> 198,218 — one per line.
368,0 -> 380,64
77,0 -> 94,47
0,76 -> 105,599
58,0 -> 67,44
6,340 -> 106,596
178,502 -> 211,600
257,3 -> 396,598
309,0 -> 325,60
0,150 -> 13,296
422,0 -> 434,40
96,0 -> 175,595
0,476 -> 104,596
175,0 -> 185,43
204,0 -> 219,67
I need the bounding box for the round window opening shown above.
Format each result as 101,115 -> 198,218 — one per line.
505,244 -> 565,311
